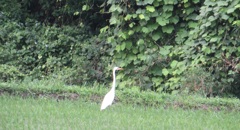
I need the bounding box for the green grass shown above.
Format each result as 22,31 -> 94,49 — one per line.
1,95 -> 240,130
1,80 -> 240,111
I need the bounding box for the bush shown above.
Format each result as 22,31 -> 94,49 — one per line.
0,12 -> 113,85
1,0 -> 240,97
0,64 -> 25,82
181,67 -> 227,97
103,0 -> 240,96
181,0 -> 240,95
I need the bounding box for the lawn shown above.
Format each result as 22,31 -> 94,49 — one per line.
0,95 -> 240,130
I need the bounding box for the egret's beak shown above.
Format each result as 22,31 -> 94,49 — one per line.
117,68 -> 123,70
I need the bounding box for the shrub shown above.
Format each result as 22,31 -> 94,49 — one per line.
0,64 -> 25,81
0,13 -> 112,84
103,0 -> 240,96
181,67 -> 227,97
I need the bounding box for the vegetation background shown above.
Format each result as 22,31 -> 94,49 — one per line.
0,0 -> 240,98
1,1 -> 240,129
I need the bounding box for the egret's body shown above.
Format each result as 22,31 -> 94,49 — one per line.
100,86 -> 115,110
100,67 -> 123,110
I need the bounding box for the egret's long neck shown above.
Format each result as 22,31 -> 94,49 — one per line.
112,69 -> 116,90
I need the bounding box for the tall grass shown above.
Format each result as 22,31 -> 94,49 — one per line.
1,95 -> 240,130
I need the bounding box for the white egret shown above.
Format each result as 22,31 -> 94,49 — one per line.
100,67 -> 123,111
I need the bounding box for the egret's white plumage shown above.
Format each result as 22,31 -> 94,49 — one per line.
100,67 -> 123,111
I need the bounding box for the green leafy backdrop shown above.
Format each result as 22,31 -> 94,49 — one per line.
0,0 -> 239,96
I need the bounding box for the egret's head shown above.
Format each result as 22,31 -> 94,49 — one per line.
114,67 -> 123,71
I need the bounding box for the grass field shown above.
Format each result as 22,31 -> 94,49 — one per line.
0,95 -> 240,130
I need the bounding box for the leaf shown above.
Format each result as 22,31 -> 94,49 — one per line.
139,14 -> 145,19
125,41 -> 132,50
128,30 -> 134,35
204,0 -> 216,6
169,16 -> 179,24
202,46 -> 211,54
175,29 -> 188,44
137,39 -> 144,45
170,60 -> 178,68
146,5 -> 155,12
109,4 -> 116,12
119,32 -> 127,39
210,37 -> 218,42
129,22 -> 135,28
162,12 -> 172,18
107,36 -> 114,43
169,77 -> 180,84
82,5 -> 88,11
136,9 -> 145,14
109,4 -> 123,13
162,68 -> 169,76
137,0 -> 154,5
221,14 -> 229,20
238,46 -> 240,52
151,66 -> 162,76
160,48 -> 169,56
235,63 -> 240,70
124,14 -> 132,21
128,54 -> 137,61
73,11 -> 79,15
139,20 -> 147,26
227,8 -> 235,14
156,16 -> 169,26
152,77 -> 163,86
100,26 -> 108,33
142,27 -> 149,33
205,22 -> 211,27
184,7 -> 195,15
150,11 -> 159,17
146,0 -> 154,4
147,23 -> 159,31
188,21 -> 198,28
162,25 -> 174,34
137,53 -> 146,61
193,0 -> 199,4
233,20 -> 240,26
116,45 -> 121,52
132,48 -> 138,54
109,16 -> 117,25
163,5 -> 173,12
152,31 -> 161,41
164,0 -> 176,4
136,1 -> 145,5
235,4 -> 240,8
144,15 -> 150,21
160,46 -> 172,56
217,1 -> 228,6
208,16 -> 216,21
121,43 -> 126,50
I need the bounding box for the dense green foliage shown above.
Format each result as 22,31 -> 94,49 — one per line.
0,0 -> 113,84
0,0 -> 240,96
105,0 -> 240,96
